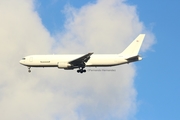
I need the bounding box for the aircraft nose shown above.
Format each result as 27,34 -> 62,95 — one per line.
19,60 -> 23,64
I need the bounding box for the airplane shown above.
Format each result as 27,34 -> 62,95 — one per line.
19,34 -> 145,73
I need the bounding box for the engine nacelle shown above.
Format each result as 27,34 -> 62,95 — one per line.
58,62 -> 72,69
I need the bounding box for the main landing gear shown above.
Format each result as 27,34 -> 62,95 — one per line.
77,67 -> 86,73
28,67 -> 31,73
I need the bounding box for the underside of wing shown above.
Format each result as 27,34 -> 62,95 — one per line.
69,52 -> 93,67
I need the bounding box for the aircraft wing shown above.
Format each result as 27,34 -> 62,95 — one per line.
69,52 -> 93,67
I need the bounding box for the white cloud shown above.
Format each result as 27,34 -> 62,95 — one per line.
0,0 -> 154,120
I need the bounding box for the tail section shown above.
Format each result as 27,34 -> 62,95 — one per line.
120,34 -> 145,58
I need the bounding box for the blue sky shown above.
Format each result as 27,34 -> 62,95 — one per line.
129,1 -> 180,120
36,0 -> 180,120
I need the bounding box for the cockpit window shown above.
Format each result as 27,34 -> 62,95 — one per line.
22,58 -> 26,60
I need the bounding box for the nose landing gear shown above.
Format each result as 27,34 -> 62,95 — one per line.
28,67 -> 31,73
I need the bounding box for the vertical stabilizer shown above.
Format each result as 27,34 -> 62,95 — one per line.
120,34 -> 145,57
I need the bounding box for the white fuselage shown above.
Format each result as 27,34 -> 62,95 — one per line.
19,54 -> 129,68
19,34 -> 145,73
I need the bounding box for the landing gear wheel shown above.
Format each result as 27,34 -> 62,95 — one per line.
77,68 -> 86,73
77,69 -> 80,73
28,67 -> 31,73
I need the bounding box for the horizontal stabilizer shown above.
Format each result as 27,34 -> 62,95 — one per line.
126,55 -> 142,62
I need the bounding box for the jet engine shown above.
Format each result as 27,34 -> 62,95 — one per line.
58,62 -> 72,69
